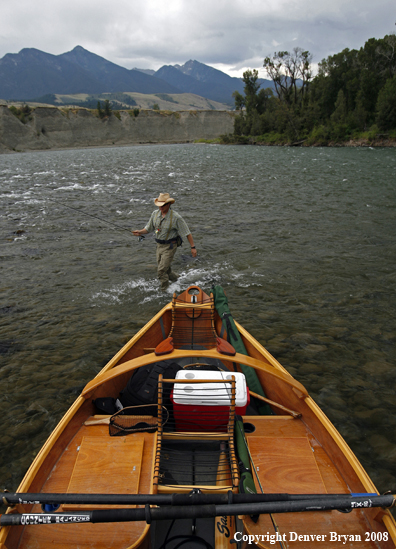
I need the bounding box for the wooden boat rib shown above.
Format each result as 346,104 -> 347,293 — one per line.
1,285 -> 395,549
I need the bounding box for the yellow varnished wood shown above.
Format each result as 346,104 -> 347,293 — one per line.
304,396 -> 379,494
242,424 -> 390,549
14,428 -> 156,549
247,436 -> 327,494
244,509 -> 386,549
82,350 -> 308,399
64,436 -> 144,510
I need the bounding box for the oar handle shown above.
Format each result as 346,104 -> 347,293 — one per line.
2,491 -> 393,508
1,494 -> 395,526
84,414 -> 154,426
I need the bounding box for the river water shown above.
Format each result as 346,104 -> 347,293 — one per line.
1,143 -> 395,499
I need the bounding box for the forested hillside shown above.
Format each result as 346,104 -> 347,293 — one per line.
229,35 -> 396,145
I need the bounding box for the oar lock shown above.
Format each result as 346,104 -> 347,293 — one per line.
2,489 -> 13,507
383,490 -> 396,508
238,461 -> 251,474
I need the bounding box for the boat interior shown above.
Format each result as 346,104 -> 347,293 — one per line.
2,286 -> 394,549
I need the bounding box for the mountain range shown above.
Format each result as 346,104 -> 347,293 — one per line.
0,46 -> 272,106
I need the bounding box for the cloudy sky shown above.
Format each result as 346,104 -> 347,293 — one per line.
0,0 -> 394,77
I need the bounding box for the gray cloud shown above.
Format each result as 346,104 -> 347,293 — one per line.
0,0 -> 394,77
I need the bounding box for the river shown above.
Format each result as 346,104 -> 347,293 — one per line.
1,143 -> 395,498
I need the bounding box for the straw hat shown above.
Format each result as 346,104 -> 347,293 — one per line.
154,192 -> 175,206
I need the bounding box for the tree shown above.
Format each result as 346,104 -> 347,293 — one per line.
358,36 -> 396,120
104,99 -> 112,117
242,69 -> 261,112
232,90 -> 245,111
232,69 -> 275,136
315,48 -> 360,119
230,35 -> 396,143
97,100 -> 112,118
263,48 -> 313,106
375,34 -> 396,78
233,70 -> 260,113
376,75 -> 396,130
331,90 -> 348,124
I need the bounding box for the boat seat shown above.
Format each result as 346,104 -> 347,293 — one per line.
167,287 -> 219,350
153,374 -> 240,493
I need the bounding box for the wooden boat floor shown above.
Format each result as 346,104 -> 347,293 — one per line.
17,424 -> 155,549
243,416 -> 381,548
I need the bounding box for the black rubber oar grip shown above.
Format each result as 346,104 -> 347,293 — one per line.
1,494 -> 395,526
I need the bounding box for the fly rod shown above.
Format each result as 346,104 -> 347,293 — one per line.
44,197 -> 144,240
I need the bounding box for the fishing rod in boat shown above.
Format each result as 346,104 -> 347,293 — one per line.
2,491 -> 389,507
43,197 -> 145,241
1,493 -> 395,526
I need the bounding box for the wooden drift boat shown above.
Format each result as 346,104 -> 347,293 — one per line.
1,285 -> 396,549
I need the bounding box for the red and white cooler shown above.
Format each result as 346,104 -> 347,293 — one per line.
172,370 -> 249,432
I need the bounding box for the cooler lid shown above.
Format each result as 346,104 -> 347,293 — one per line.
173,370 -> 247,407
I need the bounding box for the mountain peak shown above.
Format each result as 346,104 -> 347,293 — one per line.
177,59 -> 229,83
0,45 -> 180,100
69,45 -> 105,57
63,45 -> 106,62
0,45 -> 262,104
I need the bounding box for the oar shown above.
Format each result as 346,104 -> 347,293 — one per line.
248,391 -> 301,418
1,494 -> 395,526
84,415 -> 154,426
2,491 -> 384,507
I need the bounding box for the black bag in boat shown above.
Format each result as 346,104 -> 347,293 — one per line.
119,361 -> 182,414
93,397 -> 122,415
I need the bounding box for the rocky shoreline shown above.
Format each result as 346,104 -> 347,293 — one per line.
245,136 -> 396,148
339,137 -> 396,148
0,105 -> 235,153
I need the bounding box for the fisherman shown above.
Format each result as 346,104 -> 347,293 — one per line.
133,192 -> 197,291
